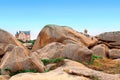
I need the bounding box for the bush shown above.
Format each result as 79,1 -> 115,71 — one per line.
26,40 -> 36,45
88,54 -> 103,64
2,67 -> 38,76
41,58 -> 64,65
0,68 -> 1,75
17,39 -> 25,43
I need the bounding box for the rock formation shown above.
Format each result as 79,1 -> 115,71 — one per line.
35,42 -> 93,62
0,25 -> 120,80
96,31 -> 120,49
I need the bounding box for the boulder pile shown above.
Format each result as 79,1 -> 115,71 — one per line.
0,25 -> 120,80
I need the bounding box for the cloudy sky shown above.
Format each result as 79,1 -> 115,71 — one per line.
0,0 -> 120,39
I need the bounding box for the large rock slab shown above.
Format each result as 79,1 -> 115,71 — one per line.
9,59 -> 120,80
0,46 -> 45,75
0,29 -> 29,55
32,24 -> 98,51
97,31 -> 120,48
35,42 -> 93,62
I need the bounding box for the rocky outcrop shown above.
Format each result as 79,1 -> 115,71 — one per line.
9,59 -> 120,80
1,26 -> 120,80
96,31 -> 120,48
35,42 -> 93,62
0,46 -> 45,75
108,49 -> 120,59
32,25 -> 98,51
91,44 -> 109,57
0,29 -> 29,56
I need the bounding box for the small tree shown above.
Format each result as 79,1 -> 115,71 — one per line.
84,29 -> 88,34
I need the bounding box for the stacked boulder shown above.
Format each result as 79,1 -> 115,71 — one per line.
0,29 -> 45,75
32,25 -> 98,62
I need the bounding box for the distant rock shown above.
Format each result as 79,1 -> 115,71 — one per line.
91,44 -> 109,57
96,31 -> 120,48
9,59 -> 120,80
32,24 -> 98,51
0,46 -> 45,75
35,42 -> 93,62
108,49 -> 120,59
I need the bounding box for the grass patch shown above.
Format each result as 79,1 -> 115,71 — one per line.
2,67 -> 39,76
87,54 -> 102,64
44,69 -> 50,72
9,69 -> 38,76
0,69 -> 1,75
90,75 -> 99,80
83,57 -> 120,74
41,58 -> 64,65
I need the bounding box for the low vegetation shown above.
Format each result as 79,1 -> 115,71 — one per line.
17,39 -> 36,45
83,54 -> 120,74
41,58 -> 64,65
3,67 -> 38,76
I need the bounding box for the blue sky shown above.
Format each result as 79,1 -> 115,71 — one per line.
0,0 -> 120,39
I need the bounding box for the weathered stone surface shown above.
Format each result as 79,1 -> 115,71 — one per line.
36,42 -> 64,59
36,42 -> 92,62
0,46 -> 45,75
108,49 -> 120,59
32,24 -> 98,51
0,75 -> 10,80
91,44 -> 109,57
0,43 -> 8,55
9,59 -> 119,80
62,43 -> 93,62
4,44 -> 16,53
10,73 -> 90,80
0,29 -> 29,55
97,31 -> 120,48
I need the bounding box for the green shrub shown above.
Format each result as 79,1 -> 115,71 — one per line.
4,67 -> 11,71
91,54 -> 103,61
41,58 -> 64,65
3,67 -> 38,76
0,68 -> 1,75
26,40 -> 36,45
44,69 -> 50,72
17,39 -> 25,43
90,75 -> 99,80
88,54 -> 103,64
